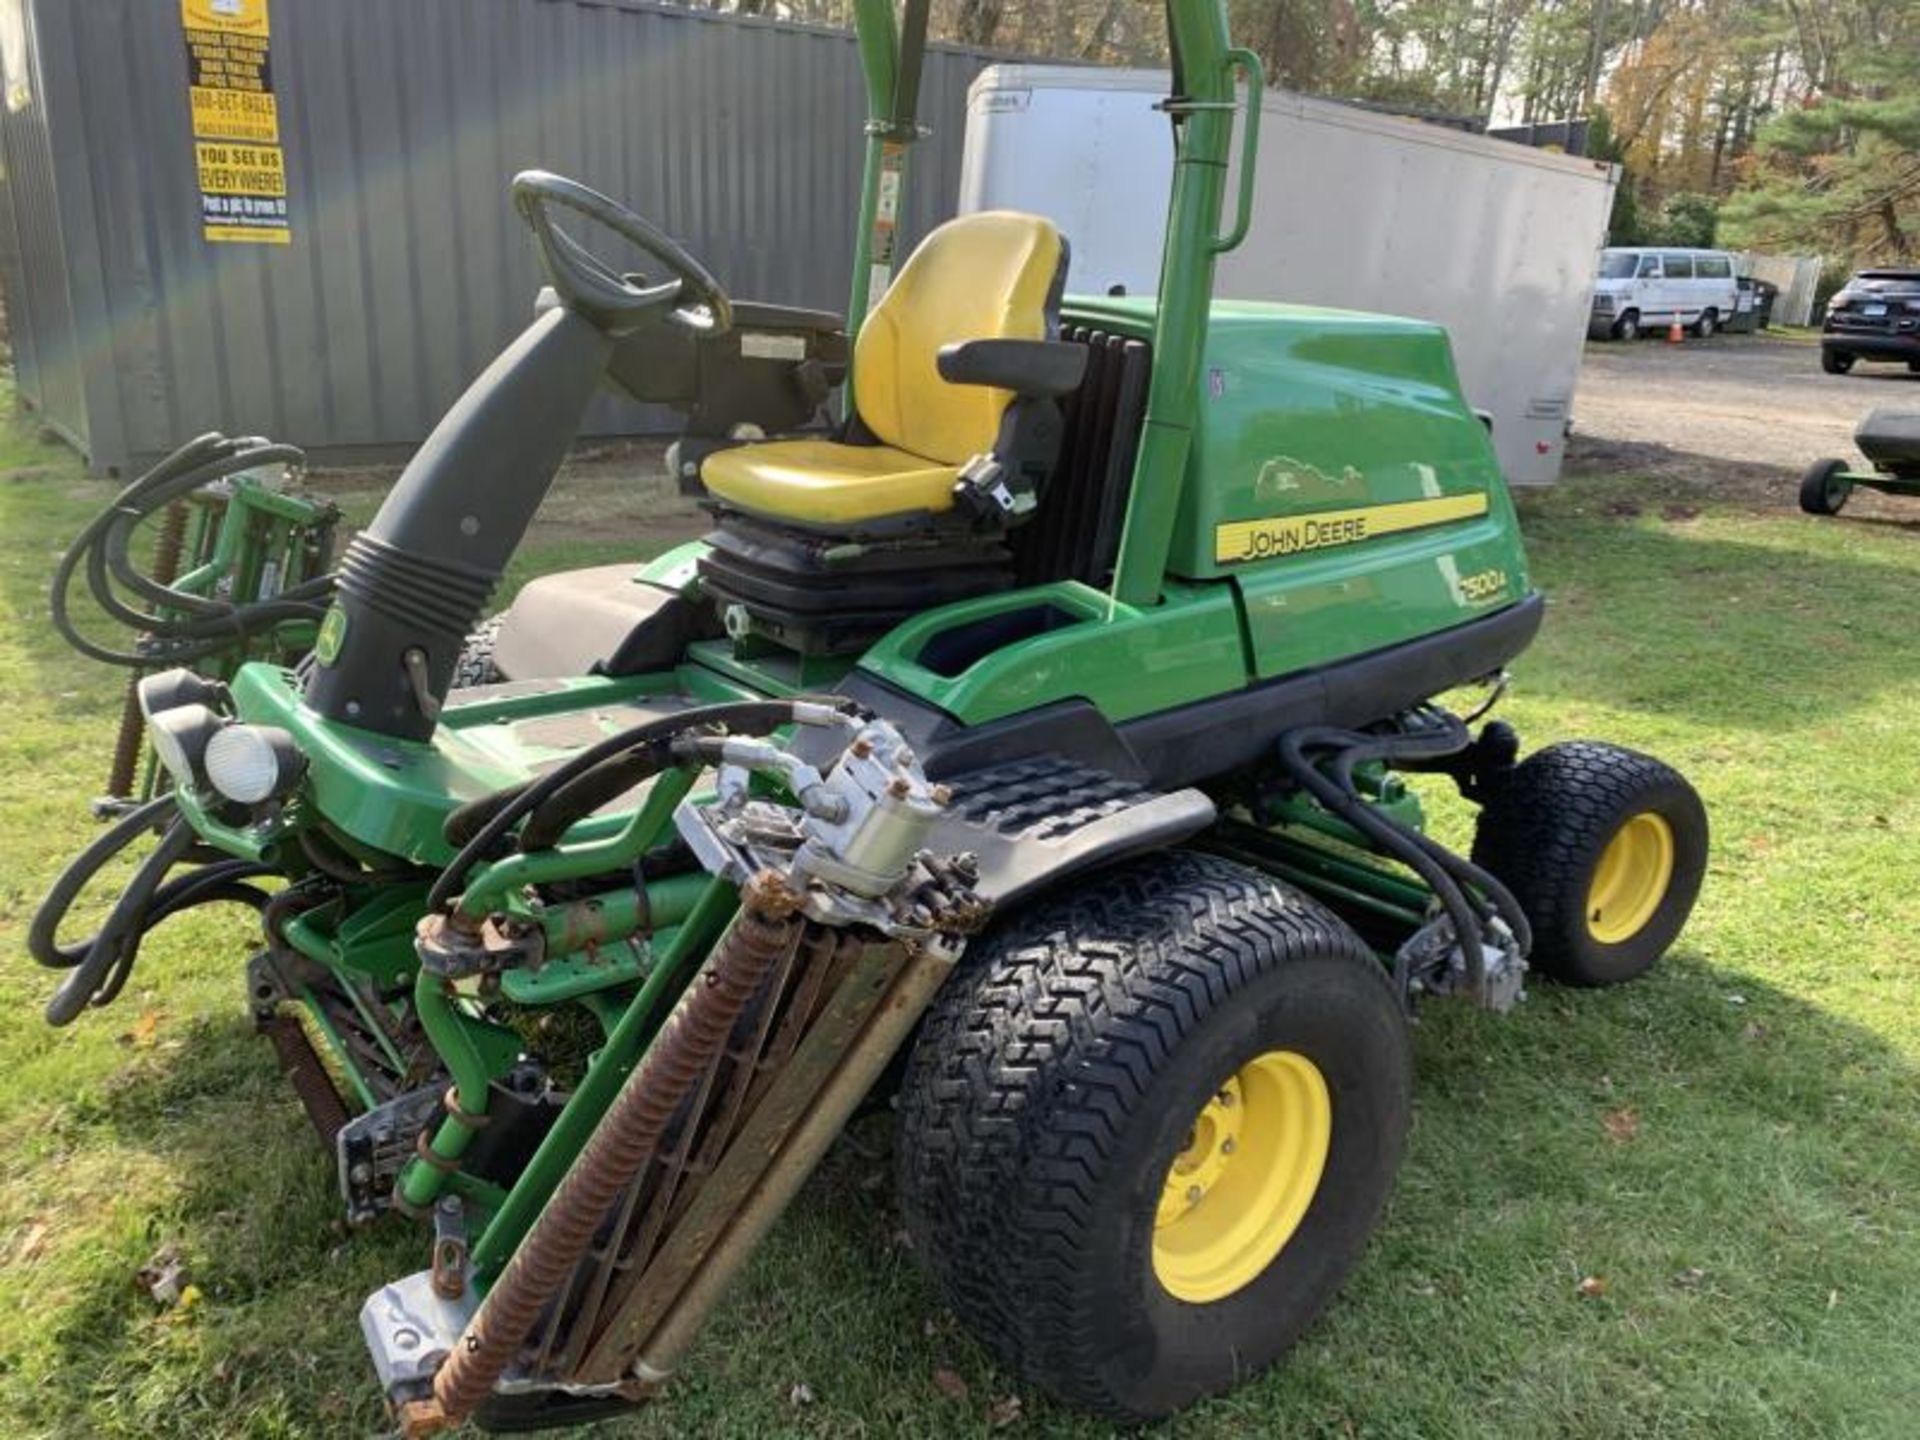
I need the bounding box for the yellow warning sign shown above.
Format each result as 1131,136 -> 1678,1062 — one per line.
195,142 -> 286,198
189,86 -> 279,145
181,0 -> 289,243
181,0 -> 270,38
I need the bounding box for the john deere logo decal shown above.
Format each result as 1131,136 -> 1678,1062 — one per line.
314,606 -> 348,665
1215,493 -> 1490,565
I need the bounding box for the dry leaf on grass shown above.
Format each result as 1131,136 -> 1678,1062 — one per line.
988,1394 -> 1024,1427
932,1368 -> 969,1400
1602,1106 -> 1641,1143
121,1010 -> 160,1048
1576,1275 -> 1609,1298
12,1221 -> 49,1264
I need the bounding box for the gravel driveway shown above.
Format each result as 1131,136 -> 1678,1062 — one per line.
1567,333 -> 1918,503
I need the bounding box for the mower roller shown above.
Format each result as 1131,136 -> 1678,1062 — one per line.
32,1 -> 1708,1429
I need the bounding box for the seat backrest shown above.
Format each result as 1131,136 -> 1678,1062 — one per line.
852,211 -> 1065,465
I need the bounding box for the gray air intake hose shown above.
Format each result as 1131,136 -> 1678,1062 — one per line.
302,306 -> 613,740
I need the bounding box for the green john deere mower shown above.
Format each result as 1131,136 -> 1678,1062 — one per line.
33,1 -> 1707,1430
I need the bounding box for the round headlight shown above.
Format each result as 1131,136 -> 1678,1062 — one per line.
148,704 -> 224,787
204,724 -> 305,804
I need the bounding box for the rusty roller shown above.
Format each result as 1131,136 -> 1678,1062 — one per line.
103,501 -> 191,801
419,871 -> 803,1430
259,1012 -> 350,1145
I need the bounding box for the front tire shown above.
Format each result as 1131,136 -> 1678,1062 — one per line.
1799,458 -> 1853,516
896,851 -> 1411,1420
1472,742 -> 1707,987
1822,348 -> 1856,375
1611,309 -> 1641,341
450,616 -> 504,689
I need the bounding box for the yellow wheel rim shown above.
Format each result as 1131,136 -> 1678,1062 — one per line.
1586,812 -> 1675,944
1152,1050 -> 1332,1303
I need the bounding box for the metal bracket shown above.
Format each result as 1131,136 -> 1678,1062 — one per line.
416,910 -> 545,979
1399,916 -> 1528,1013
359,1267 -> 478,1399
338,1083 -> 446,1225
431,1196 -> 470,1301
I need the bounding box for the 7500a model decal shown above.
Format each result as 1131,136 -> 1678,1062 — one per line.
1215,493 -> 1490,564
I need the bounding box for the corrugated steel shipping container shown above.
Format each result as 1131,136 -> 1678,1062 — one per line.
0,0 -> 993,474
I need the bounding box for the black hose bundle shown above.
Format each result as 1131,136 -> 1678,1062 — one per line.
49,432 -> 333,669
29,794 -> 275,1024
1276,715 -> 1532,995
428,698 -> 827,915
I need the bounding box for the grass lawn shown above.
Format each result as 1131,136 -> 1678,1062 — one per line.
0,405 -> 1916,1440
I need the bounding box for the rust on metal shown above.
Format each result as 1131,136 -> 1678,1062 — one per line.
631,937 -> 962,1384
396,1397 -> 454,1439
258,1012 -> 350,1145
426,871 -> 804,1425
104,501 -> 190,799
412,1130 -> 461,1174
554,896 -> 617,954
441,1083 -> 492,1130
574,930 -> 903,1382
525,917 -> 821,1381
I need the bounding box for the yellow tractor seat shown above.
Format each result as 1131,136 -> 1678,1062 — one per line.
698,210 -> 1089,653
700,210 -> 1079,530
700,440 -> 958,527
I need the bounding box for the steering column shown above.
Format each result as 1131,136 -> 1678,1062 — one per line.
304,171 -> 732,741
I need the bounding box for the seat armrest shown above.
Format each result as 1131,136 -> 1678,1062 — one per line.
936,338 -> 1087,397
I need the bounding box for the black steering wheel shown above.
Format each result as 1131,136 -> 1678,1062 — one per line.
512,170 -> 733,337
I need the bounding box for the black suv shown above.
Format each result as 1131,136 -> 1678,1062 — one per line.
1822,269 -> 1920,375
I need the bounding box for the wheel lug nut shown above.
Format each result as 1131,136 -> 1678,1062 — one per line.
1186,1185 -> 1203,1204
1220,1138 -> 1236,1155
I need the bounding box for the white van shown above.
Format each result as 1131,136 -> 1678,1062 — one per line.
1589,247 -> 1740,340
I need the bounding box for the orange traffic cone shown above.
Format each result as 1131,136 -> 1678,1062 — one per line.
1667,319 -> 1684,343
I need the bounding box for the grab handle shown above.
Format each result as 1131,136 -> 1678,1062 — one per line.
1210,47 -> 1264,254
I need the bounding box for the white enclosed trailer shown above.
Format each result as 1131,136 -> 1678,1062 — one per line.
957,65 -> 1620,486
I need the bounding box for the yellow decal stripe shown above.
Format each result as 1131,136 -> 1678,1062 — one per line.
1215,493 -> 1490,566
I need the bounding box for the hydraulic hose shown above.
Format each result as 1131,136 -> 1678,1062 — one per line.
30,792 -> 273,1023
515,739 -> 677,854
1279,726 -> 1489,972
27,795 -> 180,969
48,432 -> 330,669
1327,733 -> 1533,959
44,818 -> 197,1025
298,827 -> 433,887
428,699 -> 828,915
1277,719 -> 1536,995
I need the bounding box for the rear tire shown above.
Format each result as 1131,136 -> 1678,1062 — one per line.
1471,742 -> 1707,987
1693,308 -> 1718,338
1799,458 -> 1853,516
896,850 -> 1411,1420
1611,310 -> 1641,341
1822,348 -> 1855,375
